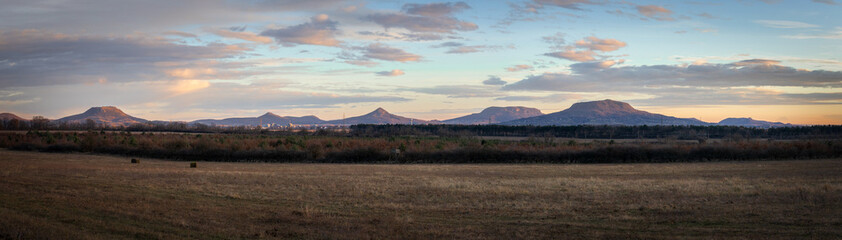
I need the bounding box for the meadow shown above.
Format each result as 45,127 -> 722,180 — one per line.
1,149 -> 841,239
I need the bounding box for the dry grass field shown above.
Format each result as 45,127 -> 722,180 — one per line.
1,149 -> 841,239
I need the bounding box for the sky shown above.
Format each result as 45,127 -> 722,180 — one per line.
0,0 -> 841,124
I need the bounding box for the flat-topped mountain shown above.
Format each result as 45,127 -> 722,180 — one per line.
325,108 -> 427,125
193,112 -> 325,126
718,117 -> 792,128
502,100 -> 709,126
0,113 -> 25,121
443,107 -> 543,125
55,106 -> 148,127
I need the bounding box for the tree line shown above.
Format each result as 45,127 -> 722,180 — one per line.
350,124 -> 842,140
2,131 -> 840,163
3,118 -> 842,140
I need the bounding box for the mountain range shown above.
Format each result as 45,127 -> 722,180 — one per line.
1,100 -> 798,128
443,106 -> 543,125
502,100 -> 709,126
193,112 -> 325,126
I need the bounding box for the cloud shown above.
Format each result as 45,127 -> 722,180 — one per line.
731,59 -> 781,67
342,5 -> 359,12
0,29 -> 248,87
542,32 -> 566,49
260,14 -> 342,47
376,69 -> 405,76
575,36 -> 627,52
401,33 -> 449,41
403,85 -> 501,98
502,59 -> 842,107
165,68 -> 218,79
336,50 -> 379,67
163,31 -> 199,40
627,88 -> 842,106
782,28 -> 842,39
342,60 -> 380,67
433,42 -> 465,48
356,31 -> 447,41
229,26 -> 247,32
696,13 -> 717,19
169,80 -> 211,95
0,0 -> 349,35
506,64 -> 534,72
403,2 -> 471,17
544,36 -> 626,62
812,0 -> 838,5
360,43 -> 422,62
569,60 -> 624,73
495,93 -> 582,102
446,46 -> 486,54
364,2 -> 477,34
432,42 -> 493,54
365,14 -> 478,33
209,28 -> 273,44
545,49 -> 597,62
636,5 -> 674,21
530,0 -> 603,10
503,59 -> 842,93
754,20 -> 819,29
483,76 -> 507,85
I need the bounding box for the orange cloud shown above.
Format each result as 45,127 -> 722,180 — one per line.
169,80 -> 210,95
545,49 -> 597,62
636,5 -> 674,21
166,68 -> 217,79
575,36 -> 627,52
506,64 -> 534,72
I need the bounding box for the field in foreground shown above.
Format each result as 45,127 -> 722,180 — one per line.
1,150 -> 841,239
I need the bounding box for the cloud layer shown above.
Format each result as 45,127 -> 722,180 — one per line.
544,36 -> 627,62
503,59 -> 842,105
364,1 -> 477,37
261,14 -> 342,47
0,30 -> 248,87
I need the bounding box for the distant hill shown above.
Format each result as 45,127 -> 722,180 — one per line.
502,99 -> 709,126
55,106 -> 147,126
0,113 -> 25,121
325,108 -> 427,125
193,112 -> 325,126
20,104 -> 803,128
443,107 -> 543,125
718,117 -> 792,128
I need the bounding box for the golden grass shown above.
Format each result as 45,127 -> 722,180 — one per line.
1,149 -> 841,239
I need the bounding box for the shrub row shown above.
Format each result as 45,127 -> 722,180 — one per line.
4,132 -> 840,163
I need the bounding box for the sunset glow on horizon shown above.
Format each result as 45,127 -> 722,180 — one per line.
1,0 -> 841,124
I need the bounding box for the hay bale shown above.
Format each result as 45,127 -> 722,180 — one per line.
190,162 -> 197,168
131,158 -> 139,164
